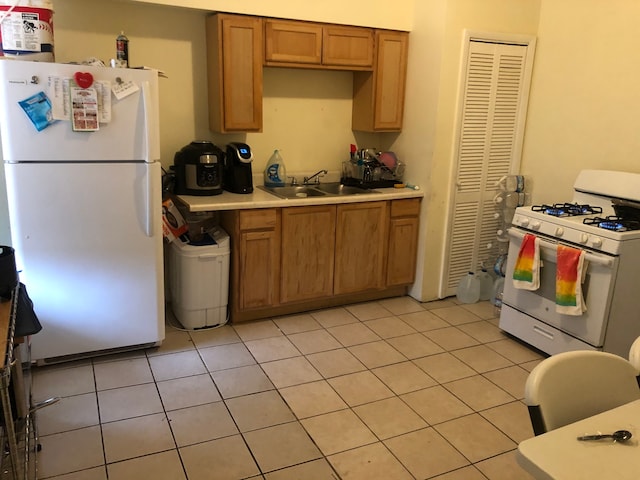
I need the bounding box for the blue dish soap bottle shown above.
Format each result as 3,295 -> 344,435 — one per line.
264,149 -> 287,187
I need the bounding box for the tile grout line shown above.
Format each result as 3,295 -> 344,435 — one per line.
32,300 -> 541,479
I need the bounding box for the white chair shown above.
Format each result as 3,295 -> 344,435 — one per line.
524,349 -> 640,436
628,336 -> 640,384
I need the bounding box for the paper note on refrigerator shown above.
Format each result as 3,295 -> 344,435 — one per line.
47,76 -> 111,124
70,86 -> 99,132
95,81 -> 111,123
112,79 -> 139,100
47,75 -> 68,121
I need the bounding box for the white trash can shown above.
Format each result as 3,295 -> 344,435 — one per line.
169,225 -> 230,329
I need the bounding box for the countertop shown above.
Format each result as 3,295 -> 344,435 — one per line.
518,398 -> 640,480
176,186 -> 424,212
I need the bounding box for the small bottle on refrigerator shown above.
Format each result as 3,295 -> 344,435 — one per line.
116,31 -> 129,67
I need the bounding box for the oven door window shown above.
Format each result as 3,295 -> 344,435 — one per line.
502,232 -> 619,347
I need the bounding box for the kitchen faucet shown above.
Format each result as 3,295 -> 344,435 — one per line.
303,169 -> 328,185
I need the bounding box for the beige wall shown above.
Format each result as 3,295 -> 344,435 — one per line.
520,0 -> 640,204
398,0 -> 541,300
389,0 -> 447,299
127,0 -> 414,31
0,0 -> 406,244
3,0 -> 638,303
51,0 -> 209,168
50,0 -> 392,176
409,0 -> 640,301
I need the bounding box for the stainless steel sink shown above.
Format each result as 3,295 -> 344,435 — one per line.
315,183 -> 371,195
259,186 -> 327,199
259,182 -> 377,199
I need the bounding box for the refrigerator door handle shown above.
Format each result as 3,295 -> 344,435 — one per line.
141,81 -> 152,164
140,80 -> 155,237
145,163 -> 154,237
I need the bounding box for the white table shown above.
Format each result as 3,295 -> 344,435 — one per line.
518,399 -> 640,479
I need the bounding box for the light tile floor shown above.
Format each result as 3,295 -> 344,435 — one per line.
31,297 -> 546,479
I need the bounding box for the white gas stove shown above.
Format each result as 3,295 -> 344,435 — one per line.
500,169 -> 640,358
510,169 -> 640,255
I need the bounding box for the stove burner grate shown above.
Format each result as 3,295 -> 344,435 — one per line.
531,203 -> 603,217
583,216 -> 640,232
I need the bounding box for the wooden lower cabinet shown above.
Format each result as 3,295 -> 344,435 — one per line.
221,209 -> 280,318
280,206 -> 336,303
387,198 -> 420,286
222,199 -> 419,322
239,229 -> 279,309
334,201 -> 388,295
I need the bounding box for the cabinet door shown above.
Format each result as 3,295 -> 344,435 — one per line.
239,229 -> 279,310
352,30 -> 408,131
374,31 -> 408,130
280,206 -> 336,303
235,209 -> 279,311
386,199 -> 420,286
264,20 -> 322,65
387,199 -> 420,286
387,218 -> 419,286
206,14 -> 263,132
322,26 -> 374,68
334,201 -> 388,294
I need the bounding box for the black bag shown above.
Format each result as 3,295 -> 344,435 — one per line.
0,246 -> 17,300
15,283 -> 42,337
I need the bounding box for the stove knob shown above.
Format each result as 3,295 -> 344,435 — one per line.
591,237 -> 603,248
520,218 -> 529,227
555,227 -> 564,237
531,221 -> 541,230
579,233 -> 589,244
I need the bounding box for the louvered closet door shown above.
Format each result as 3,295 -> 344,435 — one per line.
442,40 -> 532,297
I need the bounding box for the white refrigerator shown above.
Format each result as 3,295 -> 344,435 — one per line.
0,60 -> 164,363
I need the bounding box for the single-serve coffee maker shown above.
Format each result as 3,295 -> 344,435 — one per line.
224,142 -> 254,194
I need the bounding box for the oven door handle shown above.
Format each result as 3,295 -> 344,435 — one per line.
507,229 -> 614,267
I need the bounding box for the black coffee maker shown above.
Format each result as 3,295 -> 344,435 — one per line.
224,142 -> 254,194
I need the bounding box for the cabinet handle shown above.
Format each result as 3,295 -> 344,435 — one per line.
533,325 -> 554,340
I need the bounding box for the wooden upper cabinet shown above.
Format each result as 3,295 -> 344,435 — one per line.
205,14 -> 407,133
322,26 -> 373,67
352,30 -> 409,132
206,14 -> 263,133
264,19 -> 373,70
264,20 -> 322,65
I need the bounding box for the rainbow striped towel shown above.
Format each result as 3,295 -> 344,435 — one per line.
512,233 -> 540,290
556,245 -> 586,315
